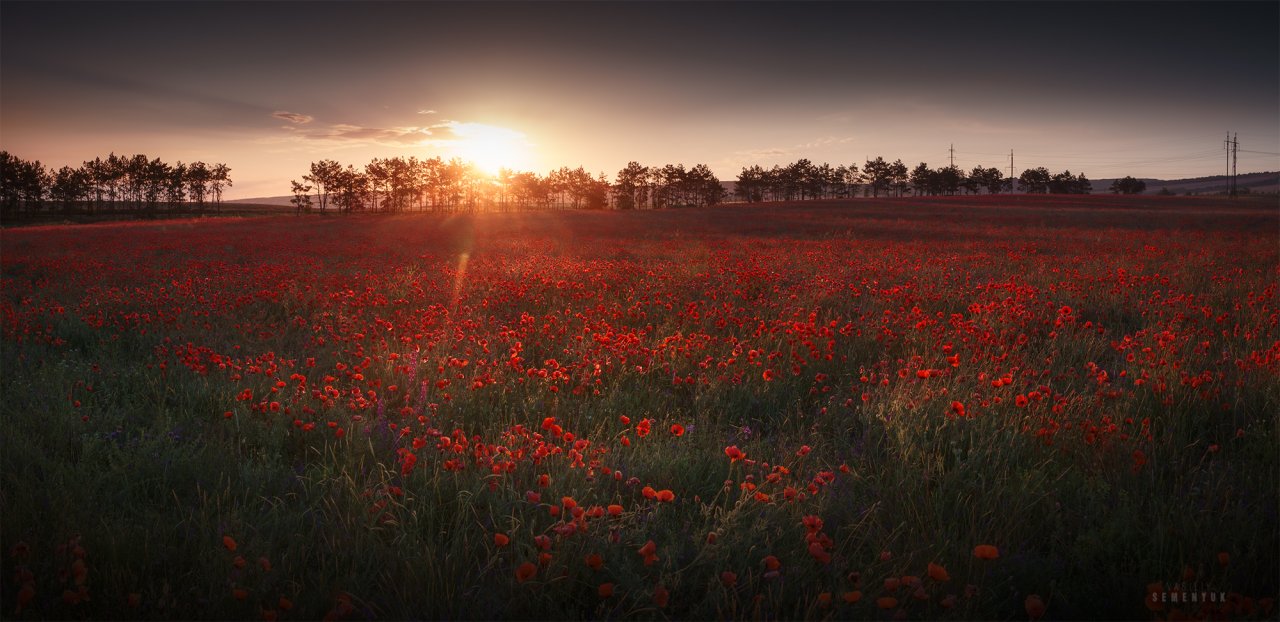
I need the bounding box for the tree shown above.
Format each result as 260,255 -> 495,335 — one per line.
49,165 -> 90,213
187,161 -> 211,209
1049,170 -> 1090,194
735,165 -> 766,203
305,159 -> 341,212
614,161 -> 650,209
290,180 -> 313,214
888,159 -> 910,197
1109,176 -> 1147,194
688,163 -> 723,207
863,157 -> 892,197
911,161 -> 942,195
977,167 -> 1010,194
1018,167 -> 1051,193
209,163 -> 232,211
937,165 -> 962,196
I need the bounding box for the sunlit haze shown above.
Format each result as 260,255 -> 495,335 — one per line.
2,1 -> 1277,199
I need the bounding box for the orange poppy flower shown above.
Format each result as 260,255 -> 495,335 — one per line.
817,592 -> 832,607
927,562 -> 950,582
16,583 -> 35,613
233,587 -> 248,601
258,557 -> 272,572
278,597 -> 294,611
598,583 -> 615,598
884,578 -> 901,592
584,553 -> 603,570
638,540 -> 659,566
1025,595 -> 1046,620
973,545 -> 1000,560
724,445 -> 745,461
843,590 -> 862,604
763,555 -> 781,571
670,424 -> 685,436
656,489 -> 675,503
494,533 -> 510,547
223,536 -> 238,552
653,585 -> 670,608
706,532 -> 718,544
515,562 -> 537,583
607,504 -> 623,516
233,555 -> 247,569
720,571 -> 738,588
876,596 -> 898,609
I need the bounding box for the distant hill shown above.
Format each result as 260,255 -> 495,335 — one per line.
228,172 -> 1278,204
1088,171 -> 1278,196
227,195 -> 296,206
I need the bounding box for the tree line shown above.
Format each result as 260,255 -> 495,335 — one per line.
0,151 -> 231,217
2,148 -> 1154,221
289,157 -> 727,213
735,157 -> 1095,201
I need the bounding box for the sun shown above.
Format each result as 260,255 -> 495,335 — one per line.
445,122 -> 536,176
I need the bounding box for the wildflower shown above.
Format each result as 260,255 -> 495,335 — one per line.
494,533 -> 510,547
515,562 -> 537,583
927,562 -> 950,582
653,585 -> 670,608
1026,594 -> 1046,620
724,445 -> 745,461
223,536 -> 238,552
877,596 -> 898,609
843,590 -> 862,604
670,424 -> 685,436
584,553 -> 603,570
973,544 -> 999,560
656,489 -> 675,503
607,504 -> 623,516
638,539 -> 659,564
763,555 -> 781,571
720,571 -> 738,588
15,583 -> 35,614
598,583 -> 614,598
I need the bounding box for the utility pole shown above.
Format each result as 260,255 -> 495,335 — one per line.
1224,132 -> 1239,197
1232,132 -> 1238,197
1009,149 -> 1014,194
949,144 -> 955,169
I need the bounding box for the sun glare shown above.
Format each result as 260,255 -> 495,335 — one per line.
444,122 -> 535,176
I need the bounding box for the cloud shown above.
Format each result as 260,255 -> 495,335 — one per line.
731,136 -> 856,161
417,109 -> 437,115
273,111 -> 314,124
299,123 -> 432,145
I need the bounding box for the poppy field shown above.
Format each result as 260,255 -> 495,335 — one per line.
1,195 -> 1277,620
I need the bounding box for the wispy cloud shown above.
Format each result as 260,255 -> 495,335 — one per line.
731,136 -> 856,161
417,109 -> 437,115
272,111 -> 314,124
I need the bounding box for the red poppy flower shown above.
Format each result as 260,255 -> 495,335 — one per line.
515,562 -> 537,583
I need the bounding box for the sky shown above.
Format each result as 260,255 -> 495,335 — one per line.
2,1 -> 1277,200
